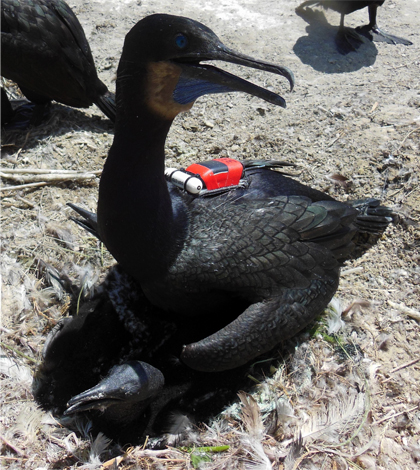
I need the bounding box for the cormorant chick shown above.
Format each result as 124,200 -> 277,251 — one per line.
33,265 -> 259,443
1,0 -> 116,126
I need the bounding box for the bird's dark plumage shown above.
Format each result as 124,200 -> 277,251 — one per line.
1,88 -> 14,126
94,14 -> 389,372
34,265 -> 260,441
1,0 -> 116,124
297,1 -> 412,54
36,14 -> 393,434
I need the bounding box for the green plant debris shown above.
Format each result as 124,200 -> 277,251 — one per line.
180,445 -> 230,468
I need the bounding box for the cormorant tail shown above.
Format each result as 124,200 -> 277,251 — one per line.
95,89 -> 116,123
67,203 -> 100,240
350,198 -> 394,234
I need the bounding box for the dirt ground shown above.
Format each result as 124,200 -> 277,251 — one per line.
1,0 -> 419,469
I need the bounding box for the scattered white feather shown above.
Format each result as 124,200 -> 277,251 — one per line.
237,392 -> 272,470
366,361 -> 381,382
325,297 -> 345,334
239,392 -> 264,439
164,411 -> 198,446
12,403 -> 45,443
299,387 -> 366,444
46,223 -> 76,250
63,431 -> 81,455
166,411 -> 193,435
0,353 -> 32,388
82,432 -> 112,469
71,263 -> 99,298
284,434 -> 303,470
242,439 -> 272,470
61,431 -> 111,469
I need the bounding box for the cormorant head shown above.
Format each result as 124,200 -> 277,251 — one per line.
65,361 -> 164,423
119,14 -> 295,119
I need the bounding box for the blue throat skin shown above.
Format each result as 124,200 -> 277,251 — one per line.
173,73 -> 238,105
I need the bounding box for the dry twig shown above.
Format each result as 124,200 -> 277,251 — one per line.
0,434 -> 29,458
374,404 -> 419,426
388,301 -> 420,321
381,358 -> 420,384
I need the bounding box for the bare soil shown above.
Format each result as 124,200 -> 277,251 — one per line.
1,1 -> 419,469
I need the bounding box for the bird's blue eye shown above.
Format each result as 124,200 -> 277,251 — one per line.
175,33 -> 188,49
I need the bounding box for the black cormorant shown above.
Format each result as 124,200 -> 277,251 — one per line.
71,14 -> 392,374
35,14 -> 392,433
1,0 -> 116,125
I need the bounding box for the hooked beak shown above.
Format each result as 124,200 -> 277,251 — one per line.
64,361 -> 164,415
172,44 -> 295,108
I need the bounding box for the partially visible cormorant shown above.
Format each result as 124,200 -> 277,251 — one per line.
297,1 -> 412,54
1,0 -> 116,125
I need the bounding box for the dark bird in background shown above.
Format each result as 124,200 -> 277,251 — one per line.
297,1 -> 412,54
1,0 -> 116,127
33,13 -> 394,436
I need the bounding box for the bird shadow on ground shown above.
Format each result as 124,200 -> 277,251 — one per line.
293,7 -> 378,73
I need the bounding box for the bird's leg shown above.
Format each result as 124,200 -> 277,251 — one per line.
335,13 -> 364,55
181,274 -> 339,372
28,102 -> 51,126
356,5 -> 412,45
10,85 -> 52,128
1,87 -> 49,130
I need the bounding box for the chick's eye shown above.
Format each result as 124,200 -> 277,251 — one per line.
175,33 -> 188,49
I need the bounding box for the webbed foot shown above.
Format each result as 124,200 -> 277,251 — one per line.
2,100 -> 35,129
355,24 -> 412,46
1,88 -> 51,130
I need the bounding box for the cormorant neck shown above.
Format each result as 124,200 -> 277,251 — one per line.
97,71 -> 185,283
113,64 -> 174,154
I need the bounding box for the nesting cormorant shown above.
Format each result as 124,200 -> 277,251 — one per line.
297,1 -> 412,54
1,0 -> 116,125
45,14 -> 392,428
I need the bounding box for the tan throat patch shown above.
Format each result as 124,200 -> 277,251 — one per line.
146,62 -> 194,120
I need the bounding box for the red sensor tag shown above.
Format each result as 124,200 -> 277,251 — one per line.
186,158 -> 244,190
